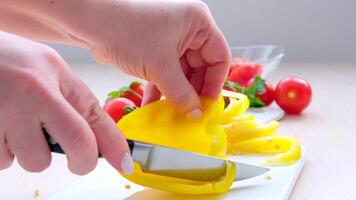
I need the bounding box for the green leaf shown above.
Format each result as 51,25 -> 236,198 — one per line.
249,76 -> 266,94
224,81 -> 244,93
240,76 -> 266,108
249,96 -> 265,107
107,81 -> 143,101
224,77 -> 266,108
124,106 -> 136,115
107,91 -> 121,99
107,86 -> 130,100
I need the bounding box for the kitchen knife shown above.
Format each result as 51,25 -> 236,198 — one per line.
43,130 -> 269,182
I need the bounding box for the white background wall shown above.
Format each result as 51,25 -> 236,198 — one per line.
49,0 -> 356,63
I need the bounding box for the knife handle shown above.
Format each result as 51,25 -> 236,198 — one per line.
43,129 -> 134,157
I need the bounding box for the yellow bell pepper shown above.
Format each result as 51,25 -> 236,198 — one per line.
117,96 -> 235,194
116,89 -> 302,194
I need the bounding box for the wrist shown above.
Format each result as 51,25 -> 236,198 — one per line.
63,0 -> 132,49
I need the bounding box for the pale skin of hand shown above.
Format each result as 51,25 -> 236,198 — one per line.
0,0 -> 231,174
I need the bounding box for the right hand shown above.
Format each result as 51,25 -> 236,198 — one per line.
0,31 -> 132,175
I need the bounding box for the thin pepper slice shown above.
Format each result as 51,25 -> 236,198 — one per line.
224,121 -> 279,142
221,91 -> 249,124
222,90 -> 302,166
227,135 -> 292,154
121,162 -> 236,195
264,136 -> 302,166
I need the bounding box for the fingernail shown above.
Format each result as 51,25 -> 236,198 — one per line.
120,153 -> 134,175
185,108 -> 202,120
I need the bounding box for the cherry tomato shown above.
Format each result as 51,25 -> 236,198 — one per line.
248,79 -> 274,106
254,64 -> 263,75
227,66 -> 255,86
227,58 -> 262,86
274,77 -> 312,114
121,82 -> 145,107
228,63 -> 239,76
104,98 -> 136,122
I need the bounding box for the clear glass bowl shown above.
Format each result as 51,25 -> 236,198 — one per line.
230,45 -> 285,78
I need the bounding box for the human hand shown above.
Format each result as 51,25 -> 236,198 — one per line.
72,0 -> 231,118
0,31 -> 132,175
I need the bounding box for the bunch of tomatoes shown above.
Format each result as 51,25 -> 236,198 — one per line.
225,57 -> 312,115
104,82 -> 145,122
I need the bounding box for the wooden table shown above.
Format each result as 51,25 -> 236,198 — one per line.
0,63 -> 355,199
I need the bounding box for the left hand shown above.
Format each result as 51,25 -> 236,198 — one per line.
71,0 -> 231,118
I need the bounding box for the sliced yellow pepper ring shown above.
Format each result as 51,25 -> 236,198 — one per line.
221,90 -> 249,124
221,114 -> 255,127
231,114 -> 255,123
117,96 -> 235,194
121,162 -> 236,195
224,121 -> 279,142
264,136 -> 302,166
223,119 -> 258,132
220,90 -> 302,166
227,135 -> 292,154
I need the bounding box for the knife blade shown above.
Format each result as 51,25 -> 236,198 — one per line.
44,130 -> 269,182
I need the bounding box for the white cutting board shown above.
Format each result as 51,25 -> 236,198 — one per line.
246,106 -> 285,124
46,149 -> 305,200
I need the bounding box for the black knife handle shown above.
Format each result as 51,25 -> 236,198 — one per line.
43,129 -> 134,157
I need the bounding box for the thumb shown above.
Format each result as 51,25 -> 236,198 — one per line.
153,59 -> 202,119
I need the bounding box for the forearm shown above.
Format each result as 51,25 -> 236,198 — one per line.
0,7 -> 67,44
0,0 -> 120,47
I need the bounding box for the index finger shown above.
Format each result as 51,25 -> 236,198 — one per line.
60,75 -> 133,174
40,96 -> 98,175
200,28 -> 231,99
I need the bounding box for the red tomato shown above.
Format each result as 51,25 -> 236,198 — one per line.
227,65 -> 261,86
121,82 -> 145,107
228,57 -> 263,86
274,77 -> 312,114
104,98 -> 136,122
248,79 -> 274,106
228,63 -> 240,76
254,63 -> 263,75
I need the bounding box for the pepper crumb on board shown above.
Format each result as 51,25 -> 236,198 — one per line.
34,189 -> 40,198
264,174 -> 272,180
124,184 -> 131,189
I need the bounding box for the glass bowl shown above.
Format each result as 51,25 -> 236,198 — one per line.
230,45 -> 285,78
